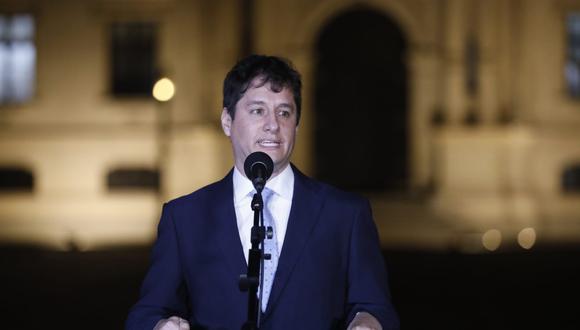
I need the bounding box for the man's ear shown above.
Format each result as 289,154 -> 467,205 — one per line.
221,108 -> 232,137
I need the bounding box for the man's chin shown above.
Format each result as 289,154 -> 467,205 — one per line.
255,149 -> 281,160
273,160 -> 291,174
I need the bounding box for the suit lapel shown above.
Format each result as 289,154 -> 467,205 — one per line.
211,170 -> 247,278
263,166 -> 325,317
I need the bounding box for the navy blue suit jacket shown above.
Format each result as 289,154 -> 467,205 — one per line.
126,166 -> 399,330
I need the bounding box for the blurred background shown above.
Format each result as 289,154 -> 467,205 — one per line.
1,0 -> 580,329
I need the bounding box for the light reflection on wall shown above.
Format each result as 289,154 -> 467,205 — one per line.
482,229 -> 502,252
518,228 -> 536,250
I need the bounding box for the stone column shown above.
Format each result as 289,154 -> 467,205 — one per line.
443,0 -> 467,125
495,0 -> 516,123
478,0 -> 500,125
409,49 -> 440,189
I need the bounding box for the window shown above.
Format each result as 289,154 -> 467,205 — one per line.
563,164 -> 580,193
107,168 -> 160,192
0,14 -> 35,104
0,167 -> 34,192
565,12 -> 580,99
111,22 -> 158,97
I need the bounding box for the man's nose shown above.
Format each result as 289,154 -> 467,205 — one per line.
263,112 -> 279,132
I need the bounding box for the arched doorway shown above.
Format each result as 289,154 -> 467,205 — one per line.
314,6 -> 408,192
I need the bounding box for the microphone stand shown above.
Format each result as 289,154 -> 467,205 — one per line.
239,190 -> 271,330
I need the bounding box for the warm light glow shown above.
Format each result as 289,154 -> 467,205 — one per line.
152,77 -> 175,102
482,229 -> 502,251
518,227 -> 536,250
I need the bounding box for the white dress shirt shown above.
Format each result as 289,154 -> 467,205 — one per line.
233,164 -> 294,264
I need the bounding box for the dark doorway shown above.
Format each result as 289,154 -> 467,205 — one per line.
314,7 -> 408,192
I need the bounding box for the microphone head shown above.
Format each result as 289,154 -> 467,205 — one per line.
244,151 -> 274,191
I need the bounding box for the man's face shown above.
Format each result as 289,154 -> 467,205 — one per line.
221,78 -> 298,178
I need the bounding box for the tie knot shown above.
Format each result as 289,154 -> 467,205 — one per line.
262,187 -> 274,200
248,188 -> 274,206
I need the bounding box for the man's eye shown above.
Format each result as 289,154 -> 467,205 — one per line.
278,110 -> 290,118
250,108 -> 263,115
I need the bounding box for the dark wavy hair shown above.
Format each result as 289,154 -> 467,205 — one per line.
222,54 -> 302,124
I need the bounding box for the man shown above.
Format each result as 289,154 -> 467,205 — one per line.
126,55 -> 400,330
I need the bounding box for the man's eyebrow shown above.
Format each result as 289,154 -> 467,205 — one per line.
277,103 -> 295,110
246,100 -> 266,106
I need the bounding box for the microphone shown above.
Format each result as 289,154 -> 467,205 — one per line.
244,151 -> 274,193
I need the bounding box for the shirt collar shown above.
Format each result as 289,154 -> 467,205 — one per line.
233,163 -> 294,204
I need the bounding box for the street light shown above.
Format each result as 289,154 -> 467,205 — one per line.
152,77 -> 175,102
152,77 -> 175,200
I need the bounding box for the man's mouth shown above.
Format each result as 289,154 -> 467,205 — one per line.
257,139 -> 281,148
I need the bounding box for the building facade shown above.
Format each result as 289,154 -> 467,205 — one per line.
0,0 -> 579,250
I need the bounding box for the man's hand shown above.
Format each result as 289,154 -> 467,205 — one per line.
347,312 -> 383,330
153,316 -> 190,330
